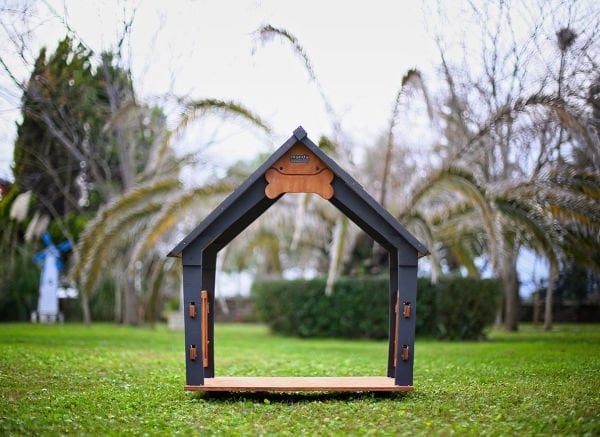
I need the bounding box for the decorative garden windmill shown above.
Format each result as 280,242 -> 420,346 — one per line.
32,232 -> 71,322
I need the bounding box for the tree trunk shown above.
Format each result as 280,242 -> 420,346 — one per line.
494,298 -> 504,329
146,260 -> 164,325
123,276 -> 138,325
498,241 -> 520,331
503,267 -> 520,331
533,291 -> 541,324
81,292 -> 91,325
325,217 -> 348,296
544,266 -> 556,331
101,56 -> 134,192
114,274 -> 122,323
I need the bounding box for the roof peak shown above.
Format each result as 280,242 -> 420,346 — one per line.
293,126 -> 307,140
168,126 -> 428,258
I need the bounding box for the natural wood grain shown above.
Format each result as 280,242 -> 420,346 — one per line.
184,376 -> 414,392
394,289 -> 399,367
265,168 -> 334,199
264,142 -> 335,199
201,290 -> 208,368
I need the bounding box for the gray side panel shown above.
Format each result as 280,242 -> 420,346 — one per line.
201,252 -> 216,378
387,249 -> 398,377
182,263 -> 204,385
394,259 -> 418,386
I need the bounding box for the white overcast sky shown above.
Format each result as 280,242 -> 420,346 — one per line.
0,0 -> 447,180
0,0 -> 563,292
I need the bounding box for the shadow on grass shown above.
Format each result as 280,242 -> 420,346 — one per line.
189,391 -> 413,403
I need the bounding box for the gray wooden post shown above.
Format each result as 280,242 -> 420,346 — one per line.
182,261 -> 205,386
201,251 -> 217,378
387,249 -> 399,377
394,250 -> 418,386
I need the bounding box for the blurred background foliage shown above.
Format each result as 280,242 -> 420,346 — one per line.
0,0 -> 598,334
252,276 -> 501,340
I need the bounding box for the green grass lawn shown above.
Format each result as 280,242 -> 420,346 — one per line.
1,323 -> 598,435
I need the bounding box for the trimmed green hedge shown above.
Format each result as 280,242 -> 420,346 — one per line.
252,276 -> 500,340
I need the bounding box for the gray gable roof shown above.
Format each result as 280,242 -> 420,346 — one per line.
168,126 -> 428,258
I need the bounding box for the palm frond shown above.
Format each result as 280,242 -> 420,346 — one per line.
254,24 -> 341,136
73,201 -> 165,297
406,166 -> 498,266
71,178 -> 180,280
495,198 -> 560,269
147,98 -> 270,175
403,211 -> 442,281
380,69 -> 432,205
180,98 -> 271,134
125,181 -> 235,274
449,239 -> 481,278
461,94 -> 599,159
255,24 -> 317,84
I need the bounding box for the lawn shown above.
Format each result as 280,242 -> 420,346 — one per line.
1,323 -> 598,435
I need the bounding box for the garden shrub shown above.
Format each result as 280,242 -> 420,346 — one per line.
0,245 -> 40,321
252,276 -> 500,340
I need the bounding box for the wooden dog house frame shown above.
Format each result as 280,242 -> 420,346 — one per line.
168,126 -> 428,392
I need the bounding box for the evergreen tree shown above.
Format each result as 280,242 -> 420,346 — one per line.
13,37 -> 110,217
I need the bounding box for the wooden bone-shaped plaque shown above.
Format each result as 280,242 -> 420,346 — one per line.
265,143 -> 334,200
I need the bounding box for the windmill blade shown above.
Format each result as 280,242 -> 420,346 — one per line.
57,241 -> 72,252
42,232 -> 54,247
33,251 -> 46,264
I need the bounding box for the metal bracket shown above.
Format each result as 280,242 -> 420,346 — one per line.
189,302 -> 196,319
403,302 -> 411,319
402,345 -> 410,362
189,344 -> 197,361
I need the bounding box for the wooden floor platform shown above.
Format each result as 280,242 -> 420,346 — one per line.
185,376 -> 414,392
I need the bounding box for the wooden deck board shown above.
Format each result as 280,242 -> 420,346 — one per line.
185,376 -> 414,392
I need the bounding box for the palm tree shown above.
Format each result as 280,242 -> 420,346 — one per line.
259,15 -> 600,332
400,155 -> 599,331
70,98 -> 270,324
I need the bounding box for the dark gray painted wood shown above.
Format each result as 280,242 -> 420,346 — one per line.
394,261 -> 418,386
169,126 -> 428,259
387,249 -> 398,377
170,127 -> 428,387
182,264 -> 204,385
293,125 -> 307,140
201,252 -> 217,378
